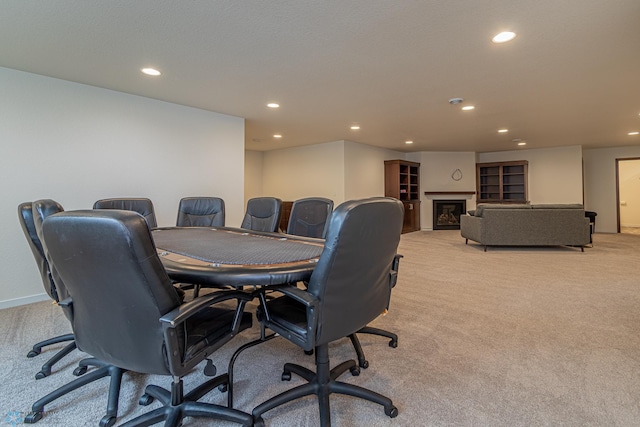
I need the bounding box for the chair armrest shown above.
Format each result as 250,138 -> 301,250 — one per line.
160,289 -> 254,375
390,254 -> 403,288
57,297 -> 72,307
259,283 -> 318,323
259,284 -> 319,351
266,283 -> 318,307
57,297 -> 74,324
160,289 -> 253,327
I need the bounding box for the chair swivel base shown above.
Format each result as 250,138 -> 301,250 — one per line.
120,375 -> 252,427
27,333 -> 76,379
350,326 -> 398,369
252,344 -> 398,427
25,358 -> 125,427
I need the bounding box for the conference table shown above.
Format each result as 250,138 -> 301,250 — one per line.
152,226 -> 325,288
151,226 -> 325,407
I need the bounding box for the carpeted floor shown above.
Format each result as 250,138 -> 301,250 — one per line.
621,227 -> 640,236
1,231 -> 639,426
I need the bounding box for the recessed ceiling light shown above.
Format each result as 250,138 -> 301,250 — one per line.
517,142 -> 527,146
267,103 -> 280,108
498,129 -> 509,133
629,131 -> 639,136
350,125 -> 360,130
462,105 -> 475,111
141,68 -> 161,76
492,31 -> 517,43
273,134 -> 282,138
405,140 -> 413,144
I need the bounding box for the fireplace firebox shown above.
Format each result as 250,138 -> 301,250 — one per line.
433,200 -> 466,230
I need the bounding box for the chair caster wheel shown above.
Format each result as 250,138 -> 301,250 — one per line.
73,366 -> 88,376
35,370 -> 48,380
99,415 -> 116,427
304,349 -> 314,356
218,383 -> 228,392
139,394 -> 154,406
360,360 -> 369,369
27,349 -> 40,358
25,411 -> 43,424
385,405 -> 398,418
350,366 -> 361,376
281,371 -> 292,381
389,339 -> 398,348
253,416 -> 265,427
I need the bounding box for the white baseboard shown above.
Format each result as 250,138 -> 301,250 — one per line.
0,293 -> 49,310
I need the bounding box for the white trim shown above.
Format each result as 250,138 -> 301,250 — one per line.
0,293 -> 49,310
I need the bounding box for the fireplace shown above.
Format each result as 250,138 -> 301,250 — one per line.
433,200 -> 466,230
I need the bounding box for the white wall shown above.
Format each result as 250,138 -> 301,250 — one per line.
262,141 -> 346,203
479,145 -> 584,204
344,141 -> 404,200
244,150 -> 264,205
0,67 -> 245,308
259,140 -> 404,207
413,151 -> 477,230
618,159 -> 640,227
584,146 -> 640,233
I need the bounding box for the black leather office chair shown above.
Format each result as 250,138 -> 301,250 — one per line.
286,197 -> 333,238
251,197 -> 404,426
18,201 -> 76,380
285,197 -> 399,369
176,196 -> 226,227
28,210 -> 253,427
175,197 -> 227,297
93,197 -> 157,228
240,197 -> 282,232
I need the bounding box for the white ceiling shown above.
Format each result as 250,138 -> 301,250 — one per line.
2,0 -> 639,153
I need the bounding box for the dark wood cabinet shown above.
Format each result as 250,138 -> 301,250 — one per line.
476,160 -> 528,203
384,160 -> 421,233
279,201 -> 294,232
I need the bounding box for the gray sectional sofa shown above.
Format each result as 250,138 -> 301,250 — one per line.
460,204 -> 591,251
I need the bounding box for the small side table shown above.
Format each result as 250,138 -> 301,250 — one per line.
585,211 -> 597,244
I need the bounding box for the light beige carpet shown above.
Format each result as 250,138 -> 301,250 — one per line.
1,231 -> 639,426
621,227 -> 640,236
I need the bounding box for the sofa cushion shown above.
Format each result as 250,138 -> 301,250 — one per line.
475,203 -> 531,218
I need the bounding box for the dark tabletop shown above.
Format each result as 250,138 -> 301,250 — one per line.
152,227 -> 324,288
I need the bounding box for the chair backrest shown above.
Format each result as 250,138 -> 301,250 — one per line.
240,197 -> 282,232
176,197 -> 225,227
23,199 -> 71,303
18,202 -> 60,302
286,197 -> 334,238
93,198 -> 157,228
42,209 -> 182,375
307,197 -> 404,346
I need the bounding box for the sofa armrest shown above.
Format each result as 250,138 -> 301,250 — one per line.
460,214 -> 482,243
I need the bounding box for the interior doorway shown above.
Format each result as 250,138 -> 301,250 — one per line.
616,158 -> 640,234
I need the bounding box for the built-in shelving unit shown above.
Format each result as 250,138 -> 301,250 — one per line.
384,160 -> 421,233
476,160 -> 528,203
